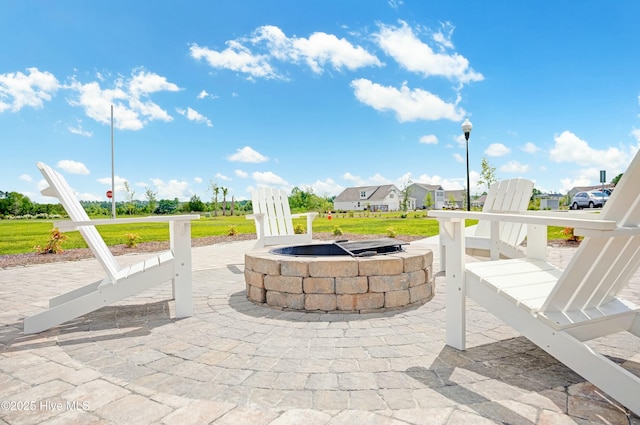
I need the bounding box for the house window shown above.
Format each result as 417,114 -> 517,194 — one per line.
360,191 -> 366,198
389,193 -> 394,198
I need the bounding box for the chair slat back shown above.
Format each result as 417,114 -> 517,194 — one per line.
543,150 -> 640,312
37,163 -> 121,281
476,178 -> 534,246
252,187 -> 295,237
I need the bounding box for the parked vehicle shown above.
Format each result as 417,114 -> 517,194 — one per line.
570,191 -> 609,209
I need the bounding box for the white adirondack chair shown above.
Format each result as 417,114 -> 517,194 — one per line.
247,187 -> 318,248
23,162 -> 199,334
440,178 -> 534,270
430,154 -> 640,415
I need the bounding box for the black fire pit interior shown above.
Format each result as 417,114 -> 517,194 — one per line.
270,238 -> 407,257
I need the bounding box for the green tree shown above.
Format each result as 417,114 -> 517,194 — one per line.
222,187 -> 228,216
156,198 -> 179,214
209,181 -> 219,217
400,179 -> 413,212
122,181 -> 136,215
424,192 -> 434,210
0,191 -> 33,216
478,157 -> 497,194
611,173 -> 623,185
144,187 -> 158,214
188,195 -> 205,212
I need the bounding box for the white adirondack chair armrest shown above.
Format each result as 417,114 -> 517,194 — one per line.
577,226 -> 640,237
291,212 -> 319,220
428,210 -> 616,232
246,213 -> 265,220
54,214 -> 200,231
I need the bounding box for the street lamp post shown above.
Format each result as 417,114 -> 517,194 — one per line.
462,118 -> 473,211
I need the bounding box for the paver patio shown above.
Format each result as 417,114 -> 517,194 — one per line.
1,237 -> 639,424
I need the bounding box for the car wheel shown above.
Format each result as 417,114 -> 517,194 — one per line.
571,202 -> 579,210
588,201 -> 594,208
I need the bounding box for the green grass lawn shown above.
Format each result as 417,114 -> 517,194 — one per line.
0,212 -> 571,255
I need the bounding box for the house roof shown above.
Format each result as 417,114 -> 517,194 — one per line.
571,184 -> 615,193
334,185 -> 399,203
409,183 -> 444,191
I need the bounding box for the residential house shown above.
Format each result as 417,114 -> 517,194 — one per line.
407,183 -> 445,209
333,185 -> 414,212
443,189 -> 466,209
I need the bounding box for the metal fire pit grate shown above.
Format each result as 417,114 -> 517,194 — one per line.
270,238 -> 408,257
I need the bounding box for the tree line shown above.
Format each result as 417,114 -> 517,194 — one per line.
0,186 -> 333,219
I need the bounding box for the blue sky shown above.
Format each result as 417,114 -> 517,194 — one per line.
2,1 -> 640,204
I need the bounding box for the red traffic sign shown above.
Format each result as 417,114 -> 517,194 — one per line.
106,190 -> 113,199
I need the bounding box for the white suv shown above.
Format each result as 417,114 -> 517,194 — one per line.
570,191 -> 609,209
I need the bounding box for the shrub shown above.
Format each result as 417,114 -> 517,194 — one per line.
386,226 -> 397,238
227,225 -> 238,236
332,226 -> 343,236
562,227 -> 580,242
125,233 -> 141,248
294,224 -> 305,234
34,228 -> 68,254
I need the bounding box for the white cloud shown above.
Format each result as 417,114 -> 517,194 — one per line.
149,178 -> 193,201
254,25 -> 381,74
19,174 -> 32,182
419,134 -> 438,144
351,79 -> 464,122
194,177 -> 203,184
500,160 -> 529,173
128,70 -> 180,97
368,173 -> 389,184
57,160 -> 89,175
197,90 -> 218,100
415,172 -> 476,191
191,25 -> 381,79
560,176 -> 591,193
295,31 -> 381,73
252,171 -> 288,186
97,175 -> 128,192
227,146 -> 268,163
190,42 -> 277,80
453,153 -> 464,163
549,130 -> 630,170
68,124 -> 92,137
374,21 -> 483,84
305,178 -> 344,197
235,169 -> 249,178
432,22 -> 455,50
0,67 -> 59,113
176,106 -> 213,127
215,173 -> 231,181
485,143 -> 511,157
342,172 -> 364,186
387,0 -> 404,10
66,68 -> 178,131
522,142 -> 539,154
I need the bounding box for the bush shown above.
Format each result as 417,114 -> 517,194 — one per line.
332,226 -> 343,236
227,225 -> 238,236
294,224 -> 305,234
125,233 -> 141,248
34,228 -> 68,254
386,226 -> 397,238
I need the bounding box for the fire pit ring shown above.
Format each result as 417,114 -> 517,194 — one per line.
244,239 -> 434,313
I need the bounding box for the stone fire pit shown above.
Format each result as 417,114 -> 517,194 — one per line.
244,241 -> 434,313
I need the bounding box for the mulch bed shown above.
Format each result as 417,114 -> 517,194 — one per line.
0,233 -> 426,269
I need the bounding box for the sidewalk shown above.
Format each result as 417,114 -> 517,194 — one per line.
1,237 -> 639,424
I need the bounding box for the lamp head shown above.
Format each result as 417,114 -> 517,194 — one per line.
461,118 -> 473,141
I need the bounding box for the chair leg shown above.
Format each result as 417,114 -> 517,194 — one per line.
171,220 -> 193,318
